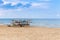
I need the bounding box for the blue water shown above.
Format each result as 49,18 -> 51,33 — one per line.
0,18 -> 60,28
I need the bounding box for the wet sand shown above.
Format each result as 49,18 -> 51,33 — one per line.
0,25 -> 60,40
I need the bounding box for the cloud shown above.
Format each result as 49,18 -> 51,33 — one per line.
1,2 -> 49,9
1,3 -> 15,9
0,0 -> 50,9
40,0 -> 51,1
0,9 -> 22,18
1,3 -> 31,9
0,13 -> 3,16
31,2 -> 49,9
3,0 -> 20,5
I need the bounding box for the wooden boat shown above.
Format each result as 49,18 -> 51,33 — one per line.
8,19 -> 31,27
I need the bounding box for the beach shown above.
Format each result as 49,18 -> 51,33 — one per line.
0,25 -> 60,40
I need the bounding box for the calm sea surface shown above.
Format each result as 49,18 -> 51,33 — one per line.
0,18 -> 60,28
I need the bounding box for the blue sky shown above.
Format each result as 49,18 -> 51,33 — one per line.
0,0 -> 59,18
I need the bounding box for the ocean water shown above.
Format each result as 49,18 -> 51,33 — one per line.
0,18 -> 60,28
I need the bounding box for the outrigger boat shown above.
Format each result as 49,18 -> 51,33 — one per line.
8,19 -> 31,27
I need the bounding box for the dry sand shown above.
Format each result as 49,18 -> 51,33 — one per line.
0,25 -> 60,40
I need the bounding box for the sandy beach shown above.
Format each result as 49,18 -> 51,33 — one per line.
0,25 -> 60,40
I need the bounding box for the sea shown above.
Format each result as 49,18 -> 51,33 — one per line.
0,18 -> 60,28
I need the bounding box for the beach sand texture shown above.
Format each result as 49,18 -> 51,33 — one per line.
0,25 -> 60,40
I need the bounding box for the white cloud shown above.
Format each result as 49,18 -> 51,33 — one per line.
11,2 -> 18,6
2,0 -> 50,9
20,1 -> 29,5
44,0 -> 51,1
31,3 -> 49,9
2,0 -> 10,5
3,0 -> 20,5
31,3 -> 41,7
0,9 -> 22,18
3,0 -> 20,2
2,0 -> 30,6
40,0 -> 51,1
0,11 -> 5,17
0,13 -> 4,16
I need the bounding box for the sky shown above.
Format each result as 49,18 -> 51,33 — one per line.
0,0 -> 59,18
